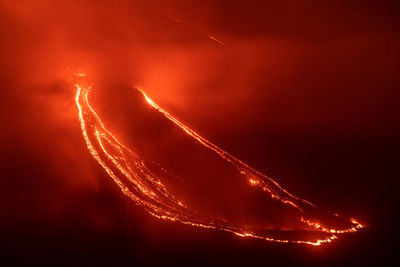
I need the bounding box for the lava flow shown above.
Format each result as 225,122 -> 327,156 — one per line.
74,78 -> 364,246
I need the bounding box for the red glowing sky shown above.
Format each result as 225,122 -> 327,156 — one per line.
0,0 -> 399,265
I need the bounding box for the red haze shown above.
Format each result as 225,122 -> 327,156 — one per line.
0,0 -> 399,265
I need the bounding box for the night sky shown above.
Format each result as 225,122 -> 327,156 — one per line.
1,0 -> 399,265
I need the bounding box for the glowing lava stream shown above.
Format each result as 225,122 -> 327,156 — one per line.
75,81 -> 364,246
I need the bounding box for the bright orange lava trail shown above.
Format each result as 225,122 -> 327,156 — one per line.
75,79 -> 364,246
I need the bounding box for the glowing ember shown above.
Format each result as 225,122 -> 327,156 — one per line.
74,79 -> 364,246
169,16 -> 226,47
